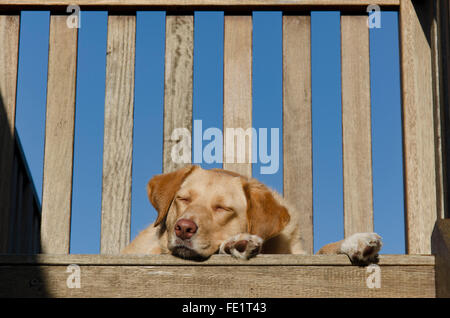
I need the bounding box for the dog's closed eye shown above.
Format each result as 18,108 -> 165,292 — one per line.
176,196 -> 191,203
214,205 -> 233,213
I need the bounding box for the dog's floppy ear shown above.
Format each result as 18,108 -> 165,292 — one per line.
147,165 -> 197,227
243,180 -> 290,240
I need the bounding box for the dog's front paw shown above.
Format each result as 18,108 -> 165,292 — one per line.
219,233 -> 263,260
340,232 -> 382,265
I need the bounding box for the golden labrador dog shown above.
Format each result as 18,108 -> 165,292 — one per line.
122,165 -> 382,263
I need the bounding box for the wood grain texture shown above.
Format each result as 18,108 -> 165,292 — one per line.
40,15 -> 78,254
0,15 -> 19,253
223,15 -> 252,177
400,0 -> 437,254
0,254 -> 435,265
431,219 -> 450,297
163,15 -> 193,174
0,255 -> 435,297
282,15 -> 313,254
341,15 -> 373,237
101,15 -> 135,254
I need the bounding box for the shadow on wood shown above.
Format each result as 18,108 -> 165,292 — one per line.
0,254 -> 436,298
432,219 -> 450,297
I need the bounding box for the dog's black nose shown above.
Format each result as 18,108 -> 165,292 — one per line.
174,218 -> 198,240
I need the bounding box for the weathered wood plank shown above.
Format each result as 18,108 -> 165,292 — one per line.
431,219 -> 450,298
282,15 -> 313,254
399,0 -> 437,254
163,15 -> 193,174
223,15 -> 252,177
0,255 -> 435,297
101,15 -> 136,254
0,254 -> 435,266
40,15 -> 78,254
0,15 -> 19,253
340,15 -> 373,237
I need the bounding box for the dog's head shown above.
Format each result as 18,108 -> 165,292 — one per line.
147,165 -> 290,260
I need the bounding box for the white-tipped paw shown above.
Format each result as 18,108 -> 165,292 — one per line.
219,233 -> 263,260
340,232 -> 383,265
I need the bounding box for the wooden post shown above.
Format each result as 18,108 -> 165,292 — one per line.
399,0 -> 438,254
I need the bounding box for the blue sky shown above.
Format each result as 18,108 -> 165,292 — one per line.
14,10 -> 404,254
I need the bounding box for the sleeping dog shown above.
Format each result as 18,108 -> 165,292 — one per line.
122,165 -> 382,263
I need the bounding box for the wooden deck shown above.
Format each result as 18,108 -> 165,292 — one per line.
0,0 -> 449,299
0,254 -> 436,298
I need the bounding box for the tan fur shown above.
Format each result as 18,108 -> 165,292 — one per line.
316,240 -> 344,255
121,165 -> 362,259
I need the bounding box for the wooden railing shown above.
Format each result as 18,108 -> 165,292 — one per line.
0,0 -> 449,258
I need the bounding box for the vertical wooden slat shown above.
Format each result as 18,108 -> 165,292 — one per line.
41,15 -> 78,254
100,15 -> 135,254
282,15 -> 313,254
340,15 -> 374,237
163,15 -> 193,174
400,0 -> 437,254
0,15 -> 20,253
431,0 -> 445,221
223,15 -> 252,177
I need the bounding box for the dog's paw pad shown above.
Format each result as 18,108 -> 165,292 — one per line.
219,234 -> 263,260
340,232 -> 383,265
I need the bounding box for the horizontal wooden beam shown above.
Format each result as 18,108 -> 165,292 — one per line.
0,254 -> 435,297
0,254 -> 435,265
0,0 -> 400,13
